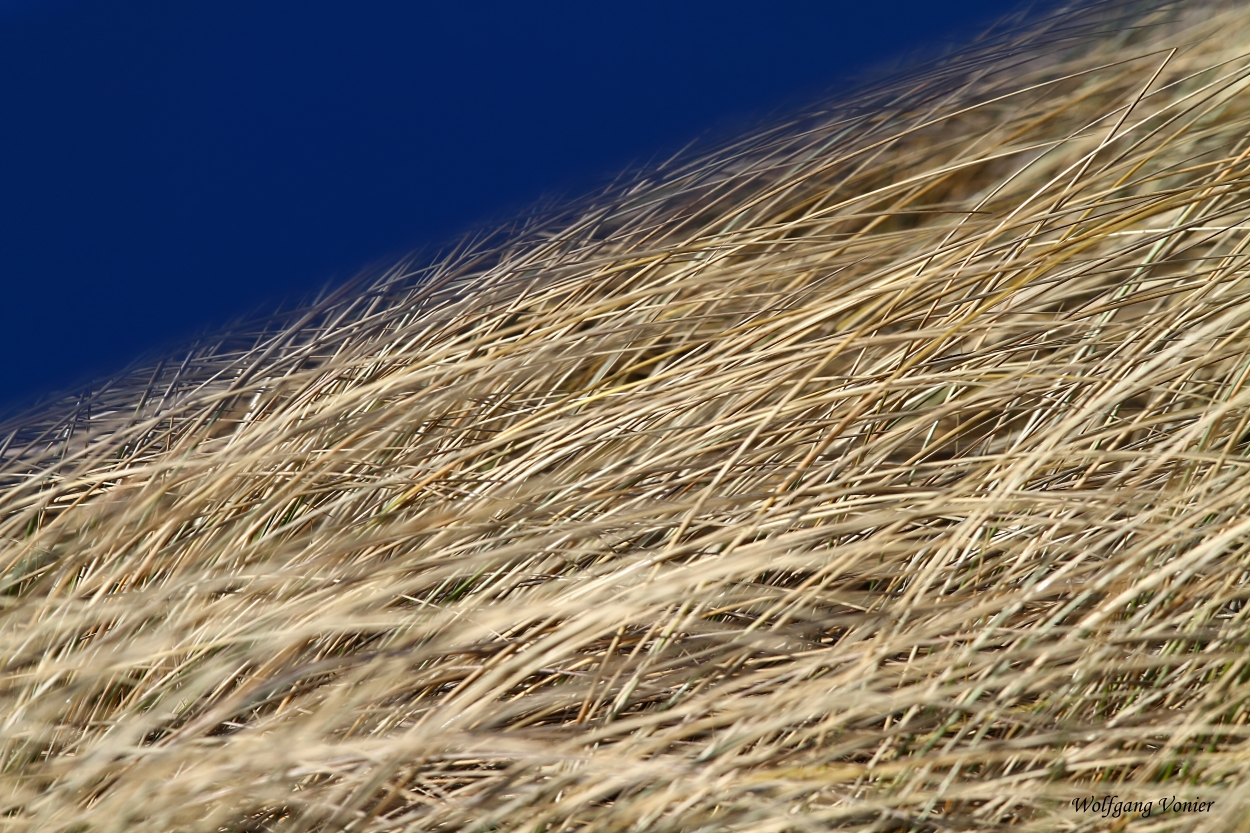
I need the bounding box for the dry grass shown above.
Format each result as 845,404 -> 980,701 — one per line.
7,1 -> 1250,830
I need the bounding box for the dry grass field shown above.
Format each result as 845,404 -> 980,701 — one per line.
6,1 -> 1250,830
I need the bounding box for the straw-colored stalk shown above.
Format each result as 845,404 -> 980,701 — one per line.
5,1 -> 1250,830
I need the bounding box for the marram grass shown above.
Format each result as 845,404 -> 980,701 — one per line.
7,1 -> 1250,830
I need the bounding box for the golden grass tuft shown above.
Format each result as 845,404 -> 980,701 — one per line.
8,1 -> 1250,830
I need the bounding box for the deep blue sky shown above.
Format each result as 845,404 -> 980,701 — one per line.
0,0 -> 1059,413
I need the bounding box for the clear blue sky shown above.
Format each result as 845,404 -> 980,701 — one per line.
0,0 -> 1062,414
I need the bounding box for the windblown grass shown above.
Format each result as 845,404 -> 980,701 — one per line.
7,1 -> 1250,830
